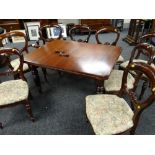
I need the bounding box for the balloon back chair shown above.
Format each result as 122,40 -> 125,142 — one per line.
119,42 -> 155,99
69,24 -> 91,43
0,47 -> 34,129
38,24 -> 63,45
95,26 -> 124,63
120,32 -> 155,70
0,31 -> 45,92
36,24 -> 63,78
104,43 -> 155,97
86,62 -> 155,135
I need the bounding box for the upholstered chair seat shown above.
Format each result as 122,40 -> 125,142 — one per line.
120,59 -> 155,78
120,59 -> 155,69
117,55 -> 124,63
0,79 -> 29,106
11,58 -> 29,71
104,70 -> 135,92
86,94 -> 134,135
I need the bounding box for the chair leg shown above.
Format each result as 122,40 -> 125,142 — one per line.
28,91 -> 33,100
58,71 -> 63,77
13,73 -> 19,80
0,122 -> 3,129
24,100 -> 35,122
42,68 -> 48,82
129,129 -> 136,135
31,67 -> 42,93
139,81 -> 148,100
85,114 -> 89,123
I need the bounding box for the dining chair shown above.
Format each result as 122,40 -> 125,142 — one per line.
86,62 -> 155,135
69,24 -> 91,43
36,24 -> 63,78
120,32 -> 155,70
95,26 -> 124,63
38,24 -> 63,45
0,47 -> 35,128
0,31 -> 45,93
104,43 -> 155,96
119,32 -> 155,99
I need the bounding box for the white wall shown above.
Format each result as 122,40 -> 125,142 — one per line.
124,19 -> 131,29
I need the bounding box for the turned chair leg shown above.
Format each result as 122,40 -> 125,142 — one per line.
42,68 -> 48,82
24,100 -> 35,122
28,91 -> 33,100
0,122 -> 3,129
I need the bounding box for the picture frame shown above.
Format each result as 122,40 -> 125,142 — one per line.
1,29 -> 8,45
59,24 -> 67,38
46,24 -> 67,39
11,30 -> 26,43
27,25 -> 40,40
46,27 -> 53,39
24,22 -> 40,41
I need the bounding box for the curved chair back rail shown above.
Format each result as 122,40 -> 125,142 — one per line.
129,43 -> 155,63
39,25 -> 63,44
95,26 -> 120,45
0,31 -> 28,54
0,47 -> 25,80
119,62 -> 155,134
139,32 -> 155,43
69,24 -> 91,43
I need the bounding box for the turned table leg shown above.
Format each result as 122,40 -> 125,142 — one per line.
31,66 -> 42,93
96,80 -> 105,94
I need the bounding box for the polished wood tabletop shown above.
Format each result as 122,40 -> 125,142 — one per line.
24,39 -> 121,80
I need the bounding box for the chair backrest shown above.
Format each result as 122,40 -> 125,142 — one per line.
129,43 -> 155,64
39,25 -> 63,44
139,32 -> 155,45
120,62 -> 155,134
0,47 -> 25,81
0,31 -> 29,54
95,26 -> 120,45
69,24 -> 91,43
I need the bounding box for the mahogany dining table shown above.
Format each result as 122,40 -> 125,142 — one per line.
24,39 -> 121,93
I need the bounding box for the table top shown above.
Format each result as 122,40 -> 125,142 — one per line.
24,40 -> 121,80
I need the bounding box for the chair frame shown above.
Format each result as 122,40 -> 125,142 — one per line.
0,31 -> 44,93
0,48 -> 34,129
37,24 -> 64,78
38,24 -> 63,45
69,24 -> 91,43
118,62 -> 155,134
95,26 -> 120,45
119,43 -> 155,99
139,32 -> 155,44
87,62 -> 155,135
